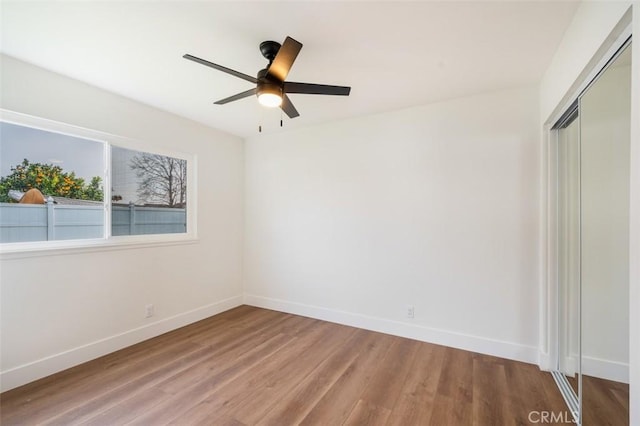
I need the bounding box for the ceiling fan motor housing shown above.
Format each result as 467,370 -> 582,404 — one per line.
256,68 -> 283,98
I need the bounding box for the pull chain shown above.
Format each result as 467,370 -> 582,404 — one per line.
257,107 -> 285,132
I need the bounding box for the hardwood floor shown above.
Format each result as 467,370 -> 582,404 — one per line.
1,306 -> 576,425
582,375 -> 629,426
567,375 -> 630,425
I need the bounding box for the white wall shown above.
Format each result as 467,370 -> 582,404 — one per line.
539,1 -> 639,423
0,55 -> 245,391
244,86 -> 541,363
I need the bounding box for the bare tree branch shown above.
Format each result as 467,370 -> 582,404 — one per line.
130,153 -> 187,207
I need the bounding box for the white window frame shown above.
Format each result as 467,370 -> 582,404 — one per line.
0,109 -> 198,259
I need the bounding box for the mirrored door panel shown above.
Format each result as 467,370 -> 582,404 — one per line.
552,39 -> 631,426
579,42 -> 631,425
557,115 -> 580,397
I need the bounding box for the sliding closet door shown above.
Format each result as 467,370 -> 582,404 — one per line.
579,43 -> 631,425
557,114 -> 580,397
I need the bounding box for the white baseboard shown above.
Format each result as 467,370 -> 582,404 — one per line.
0,295 -> 243,392
582,355 -> 629,384
538,350 -> 553,371
244,293 -> 539,365
562,355 -> 579,377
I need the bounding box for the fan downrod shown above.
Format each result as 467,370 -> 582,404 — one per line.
259,40 -> 281,63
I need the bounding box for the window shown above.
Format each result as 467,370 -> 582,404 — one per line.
111,147 -> 187,236
0,121 -> 105,243
0,111 -> 194,251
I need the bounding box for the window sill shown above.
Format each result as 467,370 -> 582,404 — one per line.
0,234 -> 199,260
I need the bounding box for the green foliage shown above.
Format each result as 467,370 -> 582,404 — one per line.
0,159 -> 104,203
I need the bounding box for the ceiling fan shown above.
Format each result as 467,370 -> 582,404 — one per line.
183,36 -> 351,119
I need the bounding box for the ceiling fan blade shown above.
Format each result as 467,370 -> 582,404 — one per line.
284,82 -> 351,96
183,54 -> 258,84
214,88 -> 257,105
281,94 -> 300,119
267,37 -> 303,82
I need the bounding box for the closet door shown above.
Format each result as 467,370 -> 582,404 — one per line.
557,114 -> 580,396
579,43 -> 631,425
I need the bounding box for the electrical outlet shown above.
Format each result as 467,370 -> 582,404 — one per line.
145,304 -> 154,318
407,305 -> 415,319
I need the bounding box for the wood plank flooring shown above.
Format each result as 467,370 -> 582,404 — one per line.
582,375 -> 630,426
0,306 -> 594,425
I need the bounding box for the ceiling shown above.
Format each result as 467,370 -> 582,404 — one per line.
0,1 -> 579,138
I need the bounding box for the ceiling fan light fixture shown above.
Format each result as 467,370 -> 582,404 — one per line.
257,84 -> 282,108
184,36 -> 350,120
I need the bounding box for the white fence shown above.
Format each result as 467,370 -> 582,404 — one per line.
112,204 -> 186,236
0,201 -> 186,243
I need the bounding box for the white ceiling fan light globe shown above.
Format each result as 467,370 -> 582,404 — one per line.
258,92 -> 282,107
